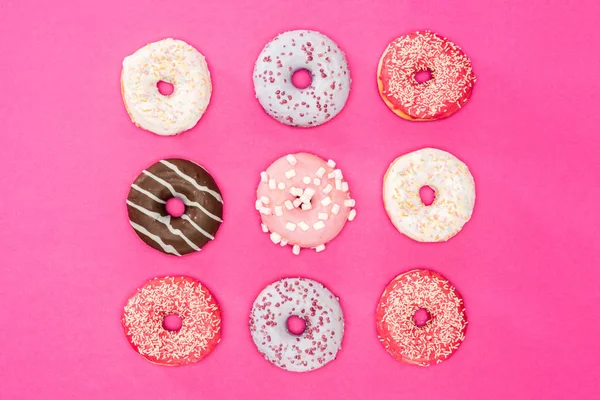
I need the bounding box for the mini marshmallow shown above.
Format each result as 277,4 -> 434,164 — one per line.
313,221 -> 326,230
301,203 -> 312,210
348,209 -> 357,221
260,171 -> 268,183
316,167 -> 326,178
292,245 -> 300,255
270,232 -> 281,244
260,207 -> 272,215
261,223 -> 269,233
335,179 -> 342,190
332,203 -> 341,215
321,196 -> 332,207
277,182 -> 286,190
344,199 -> 356,207
303,176 -> 311,184
285,222 -> 297,231
274,206 -> 283,216
269,179 -> 276,190
315,244 -> 326,252
318,213 -> 328,220
298,221 -> 310,231
260,196 -> 270,204
327,159 -> 336,168
342,182 -> 349,192
255,199 -> 262,210
284,200 -> 294,210
313,178 -> 321,185
286,154 -> 297,166
285,169 -> 296,179
323,184 -> 333,194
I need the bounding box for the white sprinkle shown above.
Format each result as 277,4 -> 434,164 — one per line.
261,223 -> 268,233
293,198 -> 302,208
323,184 -> 333,194
318,213 -> 328,220
285,222 -> 297,231
298,221 -> 310,231
260,207 -> 272,215
269,179 -> 276,190
334,169 -> 343,179
260,196 -> 270,205
321,196 -> 332,207
332,203 -> 341,215
274,206 -> 283,216
301,203 -> 312,210
255,199 -> 262,210
277,182 -> 286,190
315,244 -> 326,252
285,169 -> 296,179
284,200 -> 294,210
286,154 -> 297,166
348,209 -> 357,221
327,159 -> 336,168
345,199 -> 356,207
260,171 -> 268,183
270,232 -> 281,244
335,179 -> 343,190
342,182 -> 349,192
313,221 -> 326,230
303,176 -> 311,184
316,167 -> 326,178
292,245 -> 300,255
313,178 -> 321,185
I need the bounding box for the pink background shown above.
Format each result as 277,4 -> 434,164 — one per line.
1,0 -> 599,398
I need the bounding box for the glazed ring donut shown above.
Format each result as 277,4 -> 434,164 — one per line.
121,38 -> 212,135
376,269 -> 467,366
377,31 -> 476,121
383,148 -> 475,242
126,158 -> 223,256
122,276 -> 221,366
249,277 -> 345,372
253,30 -> 351,127
256,153 -> 356,254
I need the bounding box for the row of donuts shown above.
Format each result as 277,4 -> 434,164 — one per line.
123,270 -> 467,371
126,148 -> 475,256
121,30 -> 475,136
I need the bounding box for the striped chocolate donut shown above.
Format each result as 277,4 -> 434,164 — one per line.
126,158 -> 223,256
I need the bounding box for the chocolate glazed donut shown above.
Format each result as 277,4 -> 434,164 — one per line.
126,158 -> 223,256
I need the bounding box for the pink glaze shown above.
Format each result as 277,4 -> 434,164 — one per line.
256,153 -> 355,251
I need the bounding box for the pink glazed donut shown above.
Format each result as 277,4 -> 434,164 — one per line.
256,153 -> 356,255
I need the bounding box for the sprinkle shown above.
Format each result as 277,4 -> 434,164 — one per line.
277,182 -> 286,190
274,206 -> 283,216
313,178 -> 321,185
284,200 -> 294,210
313,221 -> 326,230
323,184 -> 333,194
342,182 -> 349,192
260,207 -> 272,215
260,171 -> 268,183
292,245 -> 300,255
286,154 -> 297,166
332,204 -> 340,215
260,196 -> 270,204
318,213 -> 328,220
315,244 -> 326,252
298,221 -> 310,231
285,169 -> 296,179
285,222 -> 297,231
269,179 -> 276,190
301,203 -> 312,210
270,232 -> 281,244
335,179 -> 343,190
321,196 -> 332,207
316,167 -> 326,178
261,223 -> 268,232
303,176 -> 311,184
344,199 -> 355,207
327,159 -> 336,168
348,209 -> 357,221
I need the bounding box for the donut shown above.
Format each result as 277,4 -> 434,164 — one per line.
121,38 -> 212,135
122,276 -> 221,366
126,158 -> 223,256
383,148 -> 475,242
376,269 -> 467,366
253,30 -> 351,127
377,31 -> 476,121
256,153 -> 356,254
249,277 -> 344,372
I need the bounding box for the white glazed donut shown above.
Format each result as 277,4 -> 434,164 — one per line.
253,30 -> 351,127
249,277 -> 344,372
121,38 -> 212,136
383,148 -> 475,242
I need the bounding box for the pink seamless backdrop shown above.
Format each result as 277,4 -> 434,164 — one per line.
1,0 -> 599,398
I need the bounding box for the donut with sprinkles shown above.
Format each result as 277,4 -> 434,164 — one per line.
126,158 -> 223,256
121,38 -> 212,135
253,30 -> 351,127
377,31 -> 476,121
122,276 -> 222,366
383,148 -> 475,242
249,277 -> 345,372
256,153 -> 356,255
376,269 -> 467,366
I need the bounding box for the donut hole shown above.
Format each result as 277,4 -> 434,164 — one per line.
286,315 -> 307,335
162,314 -> 183,331
166,197 -> 186,217
413,308 -> 430,327
419,185 -> 436,206
157,80 -> 175,96
292,69 -> 312,89
414,69 -> 433,84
